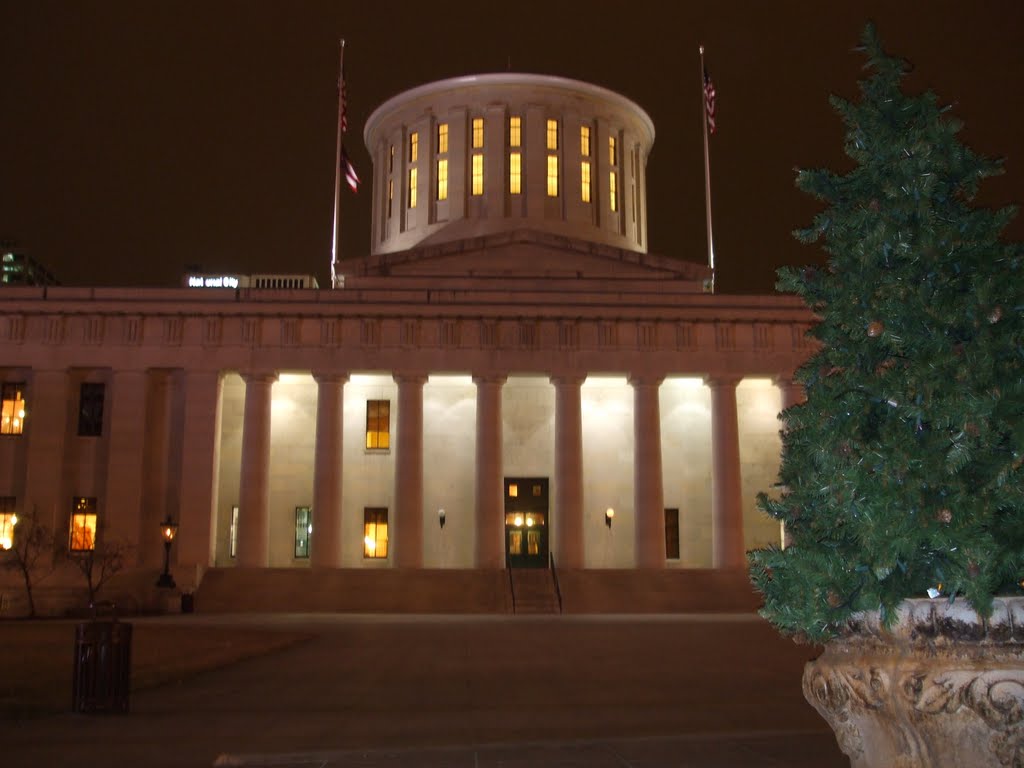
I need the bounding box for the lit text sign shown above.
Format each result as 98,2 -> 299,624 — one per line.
188,275 -> 240,289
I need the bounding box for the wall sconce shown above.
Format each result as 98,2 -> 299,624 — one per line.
605,508 -> 615,528
156,516 -> 179,588
438,508 -> 446,529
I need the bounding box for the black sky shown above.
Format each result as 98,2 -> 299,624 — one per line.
2,1 -> 1022,293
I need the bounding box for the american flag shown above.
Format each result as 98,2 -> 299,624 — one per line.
703,67 -> 716,135
339,78 -> 348,134
342,146 -> 360,192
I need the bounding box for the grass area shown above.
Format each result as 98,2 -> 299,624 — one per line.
0,620 -> 310,717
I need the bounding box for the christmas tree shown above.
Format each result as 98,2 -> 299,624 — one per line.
749,24 -> 1024,642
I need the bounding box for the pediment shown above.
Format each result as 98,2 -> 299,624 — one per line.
344,230 -> 709,284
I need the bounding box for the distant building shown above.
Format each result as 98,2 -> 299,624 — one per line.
1,249 -> 59,286
0,75 -> 814,615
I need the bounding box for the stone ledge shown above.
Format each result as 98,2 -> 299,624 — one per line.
843,596 -> 1024,649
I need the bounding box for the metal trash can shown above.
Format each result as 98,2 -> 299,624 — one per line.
72,601 -> 132,714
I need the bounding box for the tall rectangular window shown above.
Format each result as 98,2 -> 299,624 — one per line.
609,136 -> 617,166
409,132 -> 419,163
363,507 -> 388,558
0,496 -> 15,550
472,118 -> 484,149
408,168 -> 418,209
472,154 -> 484,196
437,123 -> 448,154
294,506 -> 311,559
69,497 -> 97,552
229,505 -> 239,558
547,155 -> 558,197
509,116 -> 521,148
665,508 -> 680,560
509,152 -> 522,195
610,171 -> 618,212
581,161 -> 591,203
1,383 -> 26,435
388,145 -> 395,173
546,119 -> 558,150
437,158 -> 449,201
78,382 -> 105,437
387,179 -> 394,218
580,126 -> 591,157
366,400 -> 390,450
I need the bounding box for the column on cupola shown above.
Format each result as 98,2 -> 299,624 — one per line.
474,375 -> 506,569
312,372 -> 347,568
552,375 -> 585,569
393,373 -> 426,568
236,371 -> 277,568
631,375 -> 665,568
707,376 -> 744,569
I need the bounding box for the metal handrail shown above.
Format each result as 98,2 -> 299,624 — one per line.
549,552 -> 563,614
506,551 -> 517,614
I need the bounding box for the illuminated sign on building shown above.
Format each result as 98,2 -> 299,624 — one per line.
187,275 -> 241,289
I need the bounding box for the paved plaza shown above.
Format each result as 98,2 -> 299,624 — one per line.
1,613 -> 847,767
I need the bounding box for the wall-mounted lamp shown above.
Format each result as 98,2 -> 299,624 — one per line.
605,508 -> 615,528
438,508 -> 446,529
156,516 -> 179,588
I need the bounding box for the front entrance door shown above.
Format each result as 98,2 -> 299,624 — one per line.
504,477 -> 549,568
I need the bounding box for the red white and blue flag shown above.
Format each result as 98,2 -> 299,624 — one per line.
703,67 -> 717,135
342,146 -> 360,192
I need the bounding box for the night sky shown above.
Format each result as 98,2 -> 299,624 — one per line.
2,1 -> 1022,293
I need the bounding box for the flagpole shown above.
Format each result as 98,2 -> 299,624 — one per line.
700,44 -> 715,293
330,39 -> 345,289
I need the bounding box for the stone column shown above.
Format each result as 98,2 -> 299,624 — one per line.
312,373 -> 347,568
774,376 -> 806,412
237,372 -> 277,568
631,375 -> 665,568
23,369 -> 70,534
393,373 -> 426,568
552,375 -> 585,569
103,370 -> 148,561
176,370 -> 223,572
474,375 -> 506,568
708,376 -> 744,569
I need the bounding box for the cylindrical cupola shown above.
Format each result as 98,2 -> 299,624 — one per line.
363,74 -> 655,256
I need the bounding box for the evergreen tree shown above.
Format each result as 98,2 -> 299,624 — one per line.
749,24 -> 1024,642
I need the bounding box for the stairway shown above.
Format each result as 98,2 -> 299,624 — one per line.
510,567 -> 560,614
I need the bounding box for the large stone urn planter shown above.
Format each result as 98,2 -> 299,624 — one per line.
803,597 -> 1024,767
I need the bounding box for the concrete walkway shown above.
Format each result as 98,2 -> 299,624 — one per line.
1,613 -> 848,768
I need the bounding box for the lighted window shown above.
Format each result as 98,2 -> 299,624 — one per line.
580,126 -> 590,156
1,382 -> 26,436
581,161 -> 591,203
509,116 -> 521,148
408,168 -> 418,209
547,155 -> 558,197
229,505 -> 239,557
609,136 -> 617,166
472,154 -> 484,195
366,399 -> 390,450
294,506 -> 311,559
437,158 -> 448,201
78,382 -> 105,437
0,497 -> 15,550
508,483 -> 518,498
363,507 -> 388,558
388,145 -> 395,173
409,132 -> 418,163
546,119 -> 558,150
509,152 -> 522,194
69,497 -> 97,552
610,171 -> 618,212
665,508 -> 680,559
472,118 -> 484,148
387,179 -> 393,218
437,123 -> 448,154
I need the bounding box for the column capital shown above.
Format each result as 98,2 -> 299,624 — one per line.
312,371 -> 350,385
393,372 -> 428,386
550,374 -> 587,388
241,370 -> 278,385
472,373 -> 507,386
628,373 -> 665,388
704,374 -> 743,389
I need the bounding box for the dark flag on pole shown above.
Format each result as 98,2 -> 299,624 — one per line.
342,146 -> 360,192
339,78 -> 349,134
703,68 -> 717,135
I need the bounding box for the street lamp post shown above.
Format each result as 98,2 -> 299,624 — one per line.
156,517 -> 178,588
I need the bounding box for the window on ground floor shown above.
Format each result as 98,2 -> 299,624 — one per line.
665,508 -> 680,560
70,497 -> 97,552
0,496 -> 16,550
294,506 -> 311,559
363,507 -> 388,559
